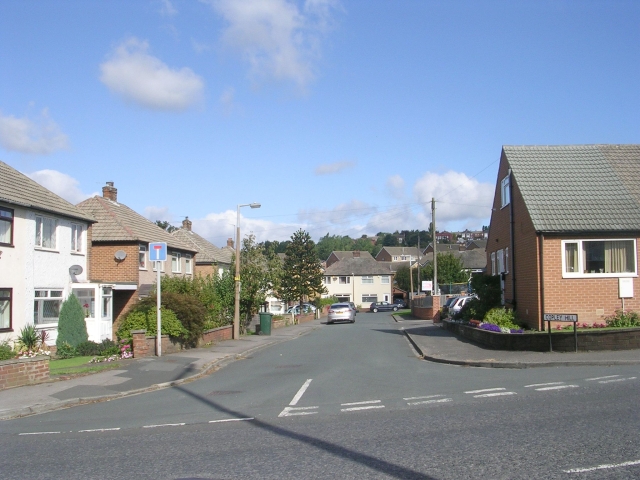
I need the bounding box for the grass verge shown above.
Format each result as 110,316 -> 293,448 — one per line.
50,356 -> 121,376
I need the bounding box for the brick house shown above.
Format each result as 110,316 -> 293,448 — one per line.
76,182 -> 197,332
487,145 -> 640,330
171,217 -> 232,276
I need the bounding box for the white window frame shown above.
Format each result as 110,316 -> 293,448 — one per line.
505,247 -> 509,274
35,215 -> 57,249
339,276 -> 350,284
34,289 -> 63,325
172,252 -> 181,273
497,249 -> 504,274
362,294 -> 377,303
139,244 -> 147,270
561,239 -> 638,278
70,223 -> 83,253
501,175 -> 510,208
491,252 -> 496,276
323,276 -> 332,285
185,254 -> 192,274
381,275 -> 390,284
153,261 -> 165,272
361,275 -> 374,284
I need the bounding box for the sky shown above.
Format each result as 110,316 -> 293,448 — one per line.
1,0 -> 639,247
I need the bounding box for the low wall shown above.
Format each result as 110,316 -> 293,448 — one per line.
0,356 -> 50,390
132,325 -> 233,358
443,320 -> 640,352
412,296 -> 441,321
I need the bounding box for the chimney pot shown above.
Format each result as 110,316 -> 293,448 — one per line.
102,182 -> 117,201
182,216 -> 192,231
227,238 -> 234,248
353,250 -> 360,257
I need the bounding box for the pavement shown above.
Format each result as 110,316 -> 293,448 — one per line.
1,315 -> 639,421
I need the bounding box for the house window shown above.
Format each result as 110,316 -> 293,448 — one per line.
501,174 -> 511,208
0,288 -> 11,330
0,207 -> 13,245
35,215 -> 57,249
491,252 -> 496,275
381,276 -> 390,284
497,249 -> 504,274
34,289 -> 63,324
361,276 -> 374,284
362,294 -> 377,303
71,224 -> 83,253
339,276 -> 350,284
153,261 -> 165,272
562,239 -> 637,277
172,252 -> 181,273
185,254 -> 192,274
139,244 -> 147,269
505,247 -> 509,274
72,288 -> 95,319
102,287 -> 112,318
393,256 -> 398,261
323,277 -> 332,285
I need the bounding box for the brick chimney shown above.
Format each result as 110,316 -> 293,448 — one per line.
353,250 -> 360,257
102,182 -> 117,201
227,238 -> 234,248
182,217 -> 192,231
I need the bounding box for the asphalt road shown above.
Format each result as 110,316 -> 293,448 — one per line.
1,312 -> 639,479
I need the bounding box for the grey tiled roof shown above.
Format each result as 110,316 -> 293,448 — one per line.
376,246 -> 422,258
0,160 -> 95,222
421,249 -> 487,270
324,251 -> 393,276
172,228 -> 232,265
503,145 -> 640,232
76,196 -> 196,252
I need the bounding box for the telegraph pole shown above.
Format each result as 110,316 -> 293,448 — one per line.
432,198 -> 438,295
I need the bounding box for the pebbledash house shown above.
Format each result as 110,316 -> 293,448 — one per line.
486,145 -> 640,330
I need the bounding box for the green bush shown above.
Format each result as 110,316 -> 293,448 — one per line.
17,324 -> 39,352
116,308 -> 186,341
0,341 -> 15,361
56,341 -> 78,359
483,307 -> 519,329
605,310 -> 640,328
99,339 -> 120,356
76,341 -> 100,356
56,294 -> 89,349
457,275 -> 503,321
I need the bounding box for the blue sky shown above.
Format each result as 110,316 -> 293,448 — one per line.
1,0 -> 639,246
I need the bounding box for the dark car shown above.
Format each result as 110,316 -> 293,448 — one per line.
393,299 -> 407,309
369,301 -> 398,313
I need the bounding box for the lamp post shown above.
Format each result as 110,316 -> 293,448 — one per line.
234,202 -> 261,340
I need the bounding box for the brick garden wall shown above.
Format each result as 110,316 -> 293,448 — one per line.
131,326 -> 233,358
0,356 -> 50,390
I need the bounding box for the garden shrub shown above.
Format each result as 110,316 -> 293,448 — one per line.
116,308 -> 186,341
0,341 -> 14,360
56,294 -> 89,349
483,307 -> 519,330
605,310 -> 640,328
56,341 -> 78,359
76,341 -> 100,356
456,275 -> 502,321
16,324 -> 39,352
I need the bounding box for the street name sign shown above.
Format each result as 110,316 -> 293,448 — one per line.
543,313 -> 578,322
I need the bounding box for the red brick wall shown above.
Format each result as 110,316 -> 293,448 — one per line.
89,242 -> 139,283
0,357 -> 50,390
131,326 -> 233,357
196,264 -> 216,277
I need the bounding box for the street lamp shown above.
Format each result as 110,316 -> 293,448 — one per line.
234,202 -> 261,339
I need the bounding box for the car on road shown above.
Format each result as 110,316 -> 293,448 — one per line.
369,301 -> 399,313
348,302 -> 359,315
393,299 -> 407,309
327,303 -> 356,324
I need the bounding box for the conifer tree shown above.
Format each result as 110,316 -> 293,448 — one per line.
56,293 -> 89,348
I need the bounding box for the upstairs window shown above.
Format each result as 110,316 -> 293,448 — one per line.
35,215 -> 57,249
501,174 -> 511,208
339,276 -> 350,284
563,239 -> 637,277
0,207 -> 13,245
71,224 -> 83,253
171,252 -> 181,273
381,276 -> 390,284
139,244 -> 147,269
323,276 -> 331,285
361,276 -> 374,284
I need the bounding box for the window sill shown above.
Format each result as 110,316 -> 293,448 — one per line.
562,273 -> 638,279
0,243 -> 14,248
70,252 -> 85,256
139,268 -> 148,271
34,247 -> 59,253
0,328 -> 13,333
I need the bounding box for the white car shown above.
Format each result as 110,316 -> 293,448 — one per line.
449,295 -> 477,315
286,303 -> 317,314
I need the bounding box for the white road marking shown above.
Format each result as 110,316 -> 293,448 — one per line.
289,379 -> 313,406
278,406 -> 318,417
525,382 -> 564,388
586,375 -> 620,381
78,428 -> 121,433
341,400 -> 381,406
208,417 -> 254,423
19,431 -> 60,435
143,423 -> 186,428
599,376 -> 637,384
404,395 -> 444,400
465,388 -> 506,394
407,398 -> 453,405
564,459 -> 640,473
341,405 -> 386,412
534,385 -> 579,391
473,392 -> 517,398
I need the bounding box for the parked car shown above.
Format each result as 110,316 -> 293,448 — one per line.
327,303 -> 356,324
369,301 -> 399,313
442,296 -> 460,315
348,302 -> 359,315
286,303 -> 317,314
449,295 -> 477,315
393,298 -> 407,309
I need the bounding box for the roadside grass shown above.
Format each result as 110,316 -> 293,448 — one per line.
50,356 -> 121,376
396,310 -> 415,319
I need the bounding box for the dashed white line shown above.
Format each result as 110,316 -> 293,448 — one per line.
564,459 -> 640,473
289,379 -> 313,406
534,385 -> 579,391
407,398 -> 453,405
598,376 -> 637,384
404,395 -> 444,401
525,382 -> 564,388
143,423 -> 186,428
341,400 -> 384,412
279,406 -> 318,417
19,431 -> 60,435
586,375 -> 620,381
78,428 -> 121,433
341,400 -> 381,406
341,405 -> 386,412
465,388 -> 506,394
473,392 -> 517,398
209,417 -> 254,423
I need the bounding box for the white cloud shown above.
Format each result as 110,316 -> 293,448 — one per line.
413,171 -> 494,227
159,0 -> 177,16
27,170 -> 96,204
100,37 -> 204,111
315,160 -> 355,175
386,174 -> 405,199
298,200 -> 376,227
194,210 -> 297,245
208,0 -> 341,89
0,109 -> 68,155
144,206 -> 173,223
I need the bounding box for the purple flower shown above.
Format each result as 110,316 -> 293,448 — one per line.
479,323 -> 501,332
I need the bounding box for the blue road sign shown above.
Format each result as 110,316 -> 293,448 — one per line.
149,242 -> 167,261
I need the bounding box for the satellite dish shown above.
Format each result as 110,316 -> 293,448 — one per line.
69,265 -> 83,275
114,250 -> 127,261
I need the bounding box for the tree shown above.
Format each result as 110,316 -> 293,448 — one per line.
56,294 -> 89,349
423,252 -> 468,284
278,229 -> 326,310
315,233 -> 353,261
155,220 -> 177,233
